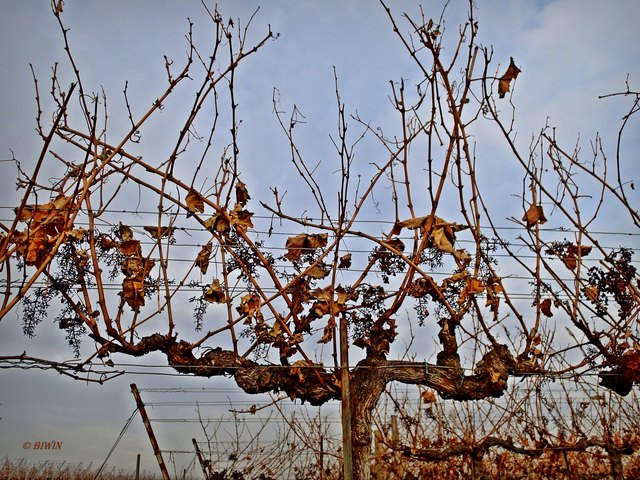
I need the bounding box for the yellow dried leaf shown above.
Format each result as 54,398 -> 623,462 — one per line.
585,285 -> 599,302
305,265 -> 330,279
65,228 -> 87,242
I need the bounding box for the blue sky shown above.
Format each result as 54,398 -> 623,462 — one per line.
1,0 -> 639,475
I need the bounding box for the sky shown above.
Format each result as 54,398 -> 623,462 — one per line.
1,0 -> 639,477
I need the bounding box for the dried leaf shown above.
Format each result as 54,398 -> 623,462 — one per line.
540,298 -> 553,317
522,204 -> 547,229
421,389 -> 437,404
585,285 -> 599,302
305,265 -> 330,279
204,279 -> 226,304
383,238 -> 405,253
397,216 -> 429,231
195,242 -> 213,275
204,213 -> 230,235
118,240 -> 142,257
230,204 -> 254,231
235,181 -> 251,206
338,253 -> 352,269
489,367 -> 502,384
430,218 -> 469,261
498,57 -> 521,98
284,233 -> 328,262
121,278 -> 145,310
186,189 -> 205,214
237,293 -> 262,321
65,228 -> 87,242
143,225 -> 176,239
317,317 -> 336,344
118,223 -> 134,241
459,277 -> 485,304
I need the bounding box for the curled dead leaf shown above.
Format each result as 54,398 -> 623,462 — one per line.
540,298 -> 553,317
498,57 -> 521,98
204,279 -> 226,304
195,241 -> 213,275
235,181 -> 251,206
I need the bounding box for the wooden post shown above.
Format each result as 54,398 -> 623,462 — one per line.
339,312 -> 353,480
391,415 -> 399,447
135,454 -> 140,480
130,383 -> 171,480
192,438 -> 211,479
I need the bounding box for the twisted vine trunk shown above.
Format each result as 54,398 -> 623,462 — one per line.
350,357 -> 388,480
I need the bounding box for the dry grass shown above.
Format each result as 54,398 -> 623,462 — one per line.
0,458 -> 164,480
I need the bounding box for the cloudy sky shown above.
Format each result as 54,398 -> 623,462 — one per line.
1,0 -> 639,476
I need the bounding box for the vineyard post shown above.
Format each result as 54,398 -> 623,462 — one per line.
130,384 -> 170,480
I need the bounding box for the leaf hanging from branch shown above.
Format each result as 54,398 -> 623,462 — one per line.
284,233 -> 328,263
195,241 -> 213,275
498,57 -> 521,98
186,189 -> 206,214
522,204 -> 547,229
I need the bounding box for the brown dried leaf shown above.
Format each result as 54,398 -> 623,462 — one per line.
284,233 -> 328,262
430,218 -> 470,261
235,181 -> 251,206
186,189 -> 205,214
540,298 -> 553,317
143,225 -> 176,240
397,216 -> 429,231
305,265 -> 330,279
121,278 -> 145,311
585,285 -> 599,302
237,293 -> 262,321
204,213 -> 230,235
118,240 -> 142,257
195,241 -> 213,275
230,204 -> 254,231
317,317 -> 336,344
338,253 -> 352,269
421,389 -> 437,404
522,204 -> 547,229
118,223 -> 134,241
498,57 -> 521,98
204,279 -> 226,304
65,228 -> 87,242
